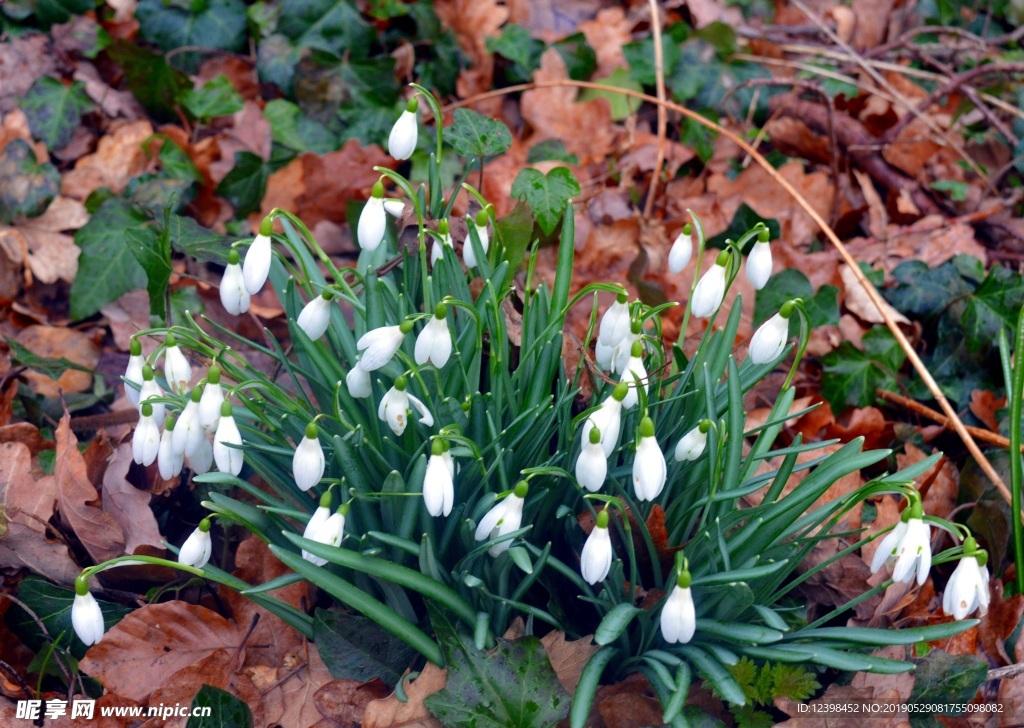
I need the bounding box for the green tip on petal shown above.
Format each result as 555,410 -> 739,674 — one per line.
715,250 -> 730,267
698,419 -> 712,434
199,517 -> 212,532
438,219 -> 449,234
319,490 -> 333,508
394,375 -> 407,390
259,216 -> 274,237
683,222 -> 692,235
616,290 -> 628,304
130,338 -> 142,356
431,439 -> 445,456
434,303 -> 448,319
191,385 -> 204,402
75,574 -> 89,596
165,332 -> 177,347
475,209 -> 488,226
406,96 -> 419,113
640,416 -> 655,438
207,365 -> 221,385
305,422 -> 319,440
779,300 -> 797,319
220,400 -> 233,417
142,364 -> 154,380
399,320 -> 414,334
141,402 -> 153,417
371,181 -> 384,199
596,509 -> 610,529
588,426 -> 602,444
513,481 -> 529,498
612,382 -> 629,402
165,415 -> 177,431
321,289 -> 334,301
630,339 -> 643,358
758,228 -> 770,243
227,248 -> 240,265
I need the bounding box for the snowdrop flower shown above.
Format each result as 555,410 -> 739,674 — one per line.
187,435 -> 213,475
297,289 -> 334,341
124,338 -> 144,407
745,230 -> 772,290
173,386 -> 205,457
619,339 -> 648,410
475,481 -> 528,557
198,365 -> 224,434
668,223 -> 693,274
423,439 -> 454,517
357,321 -> 413,371
388,97 -> 419,160
660,561 -> 696,644
132,402 -> 160,466
304,504 -> 348,566
691,251 -> 729,319
293,422 -> 325,492
633,416 -> 667,501
415,304 -> 452,368
178,518 -> 213,569
162,333 -> 191,394
441,439 -> 456,478
464,209 -> 490,268
674,421 -> 710,462
943,536 -> 990,620
72,575 -> 104,646
378,376 -> 433,436
302,491 -> 333,563
580,509 -> 613,584
575,426 -> 608,492
595,292 -> 631,371
611,322 -> 641,375
358,181 -> 387,252
870,497 -> 931,586
220,248 -> 250,315
138,365 -> 165,425
346,364 -> 372,398
384,199 -> 405,217
213,400 -> 244,476
430,219 -> 453,265
158,416 -> 184,480
582,383 -> 628,457
749,301 -> 795,365
243,218 -> 274,295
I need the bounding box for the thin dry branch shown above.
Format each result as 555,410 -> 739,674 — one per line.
876,389 -> 1020,452
643,0 -> 667,219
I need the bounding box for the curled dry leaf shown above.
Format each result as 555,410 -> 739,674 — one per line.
14,324 -> 99,397
0,196 -> 88,286
539,631 -> 599,693
839,264 -> 909,325
62,120 -> 155,200
577,7 -> 631,78
102,443 -> 164,554
361,662 -> 446,728
313,678 -> 391,726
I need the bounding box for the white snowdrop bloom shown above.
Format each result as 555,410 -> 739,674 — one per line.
213,401 -> 244,476
423,440 -> 454,517
187,435 -> 214,475
158,416 -> 184,480
415,305 -> 452,368
293,422 -> 325,492
297,290 -> 334,341
132,402 -> 160,466
619,340 -> 648,410
384,199 -> 405,217
611,327 -> 640,375
580,510 -> 613,584
72,577 -> 104,646
388,99 -> 419,160
243,223 -> 273,295
357,322 -> 412,370
749,307 -> 792,365
178,518 -> 213,569
305,506 -> 347,566
474,482 -> 528,557
582,383 -> 628,458
138,365 -> 165,425
660,571 -> 696,644
302,493 -> 333,563
162,333 -> 191,394
668,225 -> 693,274
358,182 -> 388,252
198,365 -> 224,434
745,237 -> 772,290
124,338 -> 145,408
870,518 -> 909,575
596,294 -> 631,370
891,516 -> 932,586
378,376 -> 433,436
464,210 -> 490,268
674,422 -> 709,462
691,254 -> 729,319
220,248 -> 250,315
575,427 -> 608,492
346,363 -> 372,398
441,442 -> 456,478
430,220 -> 453,265
173,386 -> 205,458
943,538 -> 990,620
633,417 -> 667,501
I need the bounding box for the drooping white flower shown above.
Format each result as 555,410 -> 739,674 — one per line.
424,440 -> 454,517
138,365 -> 165,425
213,401 -> 244,476
660,569 -> 696,644
158,416 -> 184,480
870,498 -> 932,586
132,402 -> 160,466
243,224 -> 273,295
633,417 -> 667,501
220,248 -> 251,315
611,326 -> 641,375
595,294 -> 631,371
745,237 -> 772,290
674,422 -> 709,462
582,383 -> 628,458
198,365 -> 224,434
304,506 -> 347,566
186,435 -> 214,475
388,99 -> 419,160
162,333 -> 191,394
357,322 -> 412,371
580,510 -> 613,584
346,364 -> 372,398
378,376 -> 433,436
619,340 -> 648,410
293,422 -> 325,492
691,254 -> 729,319
384,199 -> 405,217
668,224 -> 693,274
124,338 -> 144,408
72,576 -> 104,646
415,305 -> 452,368
943,537 -> 990,620
358,182 -> 387,252
474,482 -> 528,557
178,518 -> 213,569
441,441 -> 456,478
749,308 -> 792,365
173,386 -> 204,458
430,219 -> 453,265
302,492 -> 333,563
575,427 -> 608,492
297,290 -> 334,341
464,209 -> 490,268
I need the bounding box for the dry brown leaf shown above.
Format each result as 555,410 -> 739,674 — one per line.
577,8 -> 632,78
0,421 -> 55,455
100,290 -> 152,353
361,662 -> 446,728
0,196 -> 88,285
969,389 -> 1003,432
777,684 -> 907,726
55,409 -> 126,564
844,216 -> 987,272
73,62 -> 143,120
14,324 -> 99,397
266,647 -> 337,728
62,120 -> 155,200
840,264 -> 909,325
540,631 -> 599,693
851,645 -> 913,701
314,678 -> 391,726
0,35 -> 55,114
145,648 -> 265,728
434,0 -> 508,99
102,443 -> 164,554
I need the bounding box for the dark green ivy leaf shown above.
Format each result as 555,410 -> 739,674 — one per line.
264,99 -> 339,155
20,76 -> 93,151
707,203 -> 781,249
276,0 -> 373,58
216,151 -> 269,218
909,649 -> 987,715
127,224 -> 173,321
754,268 -> 838,329
443,108 -> 512,159
136,0 -> 247,71
314,609 -> 417,684
510,166 -> 580,236
5,338 -> 94,382
106,40 -> 191,122
187,685 -> 253,728
0,139 -> 61,223
820,326 -> 906,410
179,75 -> 245,122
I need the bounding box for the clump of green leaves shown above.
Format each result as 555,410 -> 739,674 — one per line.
727,657 -> 820,727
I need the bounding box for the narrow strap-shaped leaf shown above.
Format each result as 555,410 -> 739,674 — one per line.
570,646 -> 618,728
594,603 -> 642,645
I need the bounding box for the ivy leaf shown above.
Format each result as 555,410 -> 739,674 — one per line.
276,0 -> 374,57
13,0 -> 92,25
148,135 -> 203,183
179,75 -> 244,122
443,108 -> 512,159
551,33 -> 597,81
510,167 -> 580,236
707,203 -> 781,249
187,685 -> 253,728
314,609 -> 416,684
136,0 -> 247,71
166,213 -> 234,264
265,99 -> 339,155
578,67 -> 643,121
909,649 -> 987,714
20,76 -> 93,151
494,201 -> 535,289
884,259 -> 969,320
754,268 -> 838,329
820,326 -> 906,410
0,139 -> 61,223
216,151 -> 269,218
4,338 -> 94,381
960,265 -> 1024,353
487,24 -> 544,84
127,224 -> 173,321
526,140 -> 578,165
106,40 -> 190,122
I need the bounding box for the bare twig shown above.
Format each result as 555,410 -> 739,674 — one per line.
988,663 -> 1024,681
643,0 -> 667,219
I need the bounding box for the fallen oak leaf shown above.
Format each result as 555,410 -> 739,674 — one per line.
540,631 -> 599,693
361,662 -> 446,728
101,443 -> 164,554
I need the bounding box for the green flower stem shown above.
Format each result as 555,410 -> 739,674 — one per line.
270,209 -> 355,296
782,302 -> 811,391
1007,307 -> 1024,594
410,83 -> 445,178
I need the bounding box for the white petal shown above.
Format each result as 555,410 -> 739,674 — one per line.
575,442 -> 608,492
674,427 -> 707,462
384,199 -> 405,217
158,428 -> 184,479
346,364 -> 372,398
139,380 -> 166,425
357,326 -> 404,370
423,455 -> 454,517
198,383 -> 223,434
407,394 -> 434,427
633,435 -> 667,501
132,415 -> 160,466
660,585 -> 695,644
297,296 -> 332,340
580,527 -> 612,584
357,197 -> 387,252
243,234 -> 273,295
72,592 -> 105,646
691,265 -> 726,319
187,436 -> 213,475
293,436 -> 326,491
745,241 -> 772,290
388,109 -> 418,160
220,263 -> 250,315
381,387 -> 409,435
124,355 -> 144,408
213,415 -> 244,476
668,232 -> 692,274
474,498 -> 507,543
163,346 -> 192,394
178,528 -> 212,568
749,313 -> 789,365
870,521 -> 907,574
